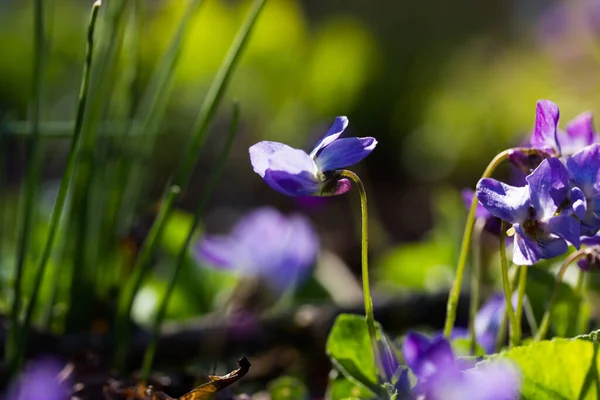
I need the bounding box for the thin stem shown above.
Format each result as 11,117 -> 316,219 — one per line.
500,222 -> 519,347
514,265 -> 527,345
495,264 -> 519,351
336,169 -> 382,377
536,250 -> 587,341
113,185 -> 181,372
140,102 -> 240,380
468,217 -> 485,354
6,0 -> 45,375
443,147 -> 532,337
19,0 -> 102,359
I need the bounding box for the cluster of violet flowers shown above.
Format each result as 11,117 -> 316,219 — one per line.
476,100 -> 600,268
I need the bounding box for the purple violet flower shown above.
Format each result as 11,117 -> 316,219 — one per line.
462,188 -> 502,235
249,117 -> 377,197
402,332 -> 521,400
579,235 -> 600,271
476,157 -> 582,265
474,292 -> 520,353
194,207 -> 319,292
509,101 -> 598,172
566,143 -> 600,236
6,356 -> 71,400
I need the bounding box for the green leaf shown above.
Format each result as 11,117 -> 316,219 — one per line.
498,338 -> 600,399
326,373 -> 377,400
268,376 -> 309,400
326,314 -> 381,395
451,337 -> 485,357
576,330 -> 600,343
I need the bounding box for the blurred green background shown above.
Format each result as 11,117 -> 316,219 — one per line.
1,0 -> 600,331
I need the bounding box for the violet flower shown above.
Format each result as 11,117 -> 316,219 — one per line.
194,207 -> 319,292
579,235 -> 600,271
462,188 -> 501,235
474,292 -> 521,353
402,332 -> 521,400
566,143 -> 600,236
6,356 -> 71,400
249,117 -> 377,197
476,157 -> 582,265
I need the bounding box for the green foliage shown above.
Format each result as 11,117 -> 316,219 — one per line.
268,376 -> 310,400
326,374 -> 377,400
326,314 -> 380,396
497,338 -> 600,399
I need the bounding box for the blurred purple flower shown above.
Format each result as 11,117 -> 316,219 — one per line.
376,332 -> 410,394
249,117 -> 377,197
474,292 -> 520,353
566,144 -> 600,236
477,157 -> 582,265
194,207 -> 319,291
6,356 -> 71,400
402,332 -> 521,400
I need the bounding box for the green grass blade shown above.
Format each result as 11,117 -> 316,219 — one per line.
18,1 -> 102,359
140,102 -> 241,380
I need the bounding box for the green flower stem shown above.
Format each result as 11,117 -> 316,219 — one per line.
500,222 -> 519,347
514,265 -> 528,345
18,0 -> 102,361
468,217 -> 485,354
139,102 -> 240,381
536,250 -> 587,341
6,0 -> 45,376
113,185 -> 181,372
443,147 -> 532,338
495,265 -> 519,351
337,170 -> 382,375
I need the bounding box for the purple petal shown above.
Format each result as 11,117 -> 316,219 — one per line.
582,235 -> 600,246
462,189 -> 490,219
565,112 -> 596,145
262,146 -> 321,197
512,225 -> 568,265
457,361 -> 521,400
314,137 -> 377,172
402,332 -> 431,373
475,293 -> 519,353
547,214 -> 581,248
194,236 -> 237,268
571,186 -> 588,220
377,332 -> 401,382
476,179 -> 530,224
8,357 -> 71,400
309,116 -> 349,158
526,157 -> 571,220
403,333 -> 455,380
249,141 -> 288,177
567,143 -> 600,197
531,100 -> 560,154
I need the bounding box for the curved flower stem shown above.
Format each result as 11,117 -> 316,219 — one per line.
337,170 -> 382,375
443,147 -> 531,338
499,222 -> 519,347
536,250 -> 587,341
468,217 -> 485,354
514,265 -> 528,345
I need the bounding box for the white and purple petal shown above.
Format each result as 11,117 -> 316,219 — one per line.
314,136 -> 377,172
249,141 -> 289,177
309,116 -> 349,158
263,146 -> 321,197
476,179 -> 531,224
512,225 -> 568,265
558,112 -> 598,155
567,143 -> 600,197
530,100 -> 560,154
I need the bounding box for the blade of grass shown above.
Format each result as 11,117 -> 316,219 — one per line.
18,1 -> 102,360
113,0 -> 266,372
140,102 -> 240,380
117,0 -> 204,236
6,0 -> 46,377
113,185 -> 180,372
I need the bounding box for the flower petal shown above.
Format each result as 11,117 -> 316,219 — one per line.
377,332 -> 402,382
458,361 -> 522,400
262,146 -> 321,197
526,157 -> 571,220
8,357 -> 71,400
567,143 -> 600,197
565,112 -> 597,145
476,179 -> 530,224
462,188 -> 490,219
547,214 -> 581,248
309,116 -> 349,158
571,186 -> 587,220
314,137 -> 377,172
512,225 -> 568,265
402,332 -> 431,373
531,100 -> 560,154
194,235 -> 238,269
249,141 -> 289,177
